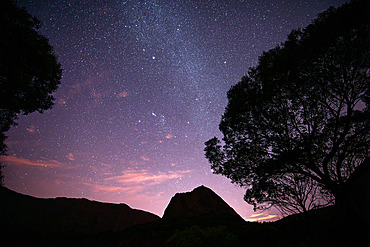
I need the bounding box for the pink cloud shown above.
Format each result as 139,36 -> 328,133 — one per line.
165,134 -> 174,139
76,170 -> 192,216
0,156 -> 61,168
141,156 -> 150,161
102,163 -> 113,168
58,98 -> 67,106
82,182 -> 139,193
67,153 -> 75,161
80,181 -> 166,213
26,125 -> 37,133
105,169 -> 192,185
117,91 -> 129,98
246,213 -> 280,222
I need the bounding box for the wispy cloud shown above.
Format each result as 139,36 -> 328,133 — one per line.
26,125 -> 37,133
105,169 -> 192,185
116,91 -> 128,98
67,153 -> 75,161
0,156 -> 62,168
79,169 -> 191,197
73,169 -> 192,216
81,182 -> 141,193
165,134 -> 174,139
57,98 -> 67,106
140,156 -> 150,161
246,213 -> 280,222
80,181 -> 168,212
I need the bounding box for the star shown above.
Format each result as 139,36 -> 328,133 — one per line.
4,0 -> 350,222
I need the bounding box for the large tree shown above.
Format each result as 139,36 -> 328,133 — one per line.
0,0 -> 62,155
205,0 -> 369,214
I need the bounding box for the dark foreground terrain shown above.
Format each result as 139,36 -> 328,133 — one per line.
1,183 -> 368,247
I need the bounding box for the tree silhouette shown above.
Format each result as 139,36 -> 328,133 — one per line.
0,0 -> 62,156
0,163 -> 4,186
205,0 -> 369,214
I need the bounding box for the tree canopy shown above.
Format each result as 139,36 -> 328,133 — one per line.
0,0 -> 62,155
205,0 -> 369,214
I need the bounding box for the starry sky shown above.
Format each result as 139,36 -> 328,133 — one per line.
3,0 -> 349,222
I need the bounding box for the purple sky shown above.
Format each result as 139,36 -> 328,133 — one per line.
2,0 -> 348,222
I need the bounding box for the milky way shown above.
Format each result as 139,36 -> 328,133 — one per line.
3,0 -> 348,221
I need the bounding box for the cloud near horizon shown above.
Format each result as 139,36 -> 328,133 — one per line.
80,169 -> 192,197
246,213 -> 280,222
81,182 -> 139,193
105,168 -> 192,185
0,156 -> 62,168
79,168 -> 192,210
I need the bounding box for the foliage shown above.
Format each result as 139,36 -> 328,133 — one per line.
205,0 -> 369,214
0,0 -> 62,155
0,163 -> 3,186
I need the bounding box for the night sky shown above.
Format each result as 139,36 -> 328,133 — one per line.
3,0 -> 348,221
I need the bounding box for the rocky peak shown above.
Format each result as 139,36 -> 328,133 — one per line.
162,185 -> 244,221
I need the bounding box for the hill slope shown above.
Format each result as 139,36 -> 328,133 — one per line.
0,186 -> 160,235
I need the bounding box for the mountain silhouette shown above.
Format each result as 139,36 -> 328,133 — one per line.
1,183 -> 368,246
163,185 -> 244,222
0,186 -> 159,235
